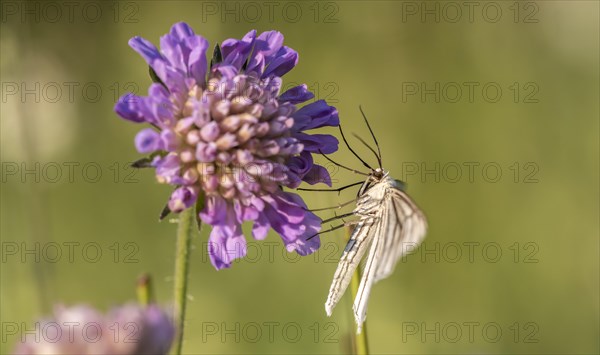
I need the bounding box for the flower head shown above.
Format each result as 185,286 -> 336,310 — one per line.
115,23 -> 339,269
13,304 -> 175,355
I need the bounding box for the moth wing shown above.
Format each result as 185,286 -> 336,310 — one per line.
374,186 -> 427,283
351,205 -> 387,333
324,216 -> 377,317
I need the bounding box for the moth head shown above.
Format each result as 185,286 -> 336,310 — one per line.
370,167 -> 386,181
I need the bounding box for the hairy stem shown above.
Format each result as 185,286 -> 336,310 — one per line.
173,208 -> 195,355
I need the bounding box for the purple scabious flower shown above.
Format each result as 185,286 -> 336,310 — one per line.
13,304 -> 175,355
115,23 -> 339,269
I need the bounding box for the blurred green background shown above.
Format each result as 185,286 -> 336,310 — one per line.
1,1 -> 598,354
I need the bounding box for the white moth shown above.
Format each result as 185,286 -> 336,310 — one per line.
324,168 -> 427,333
312,107 -> 428,333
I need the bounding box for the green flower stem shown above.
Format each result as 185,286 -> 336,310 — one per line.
347,227 -> 369,355
173,208 -> 195,355
350,266 -> 369,354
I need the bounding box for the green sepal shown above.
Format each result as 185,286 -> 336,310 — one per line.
131,151 -> 167,169
159,204 -> 171,221
131,157 -> 153,168
194,189 -> 205,232
148,66 -> 167,89
210,44 -> 222,69
241,57 -> 249,72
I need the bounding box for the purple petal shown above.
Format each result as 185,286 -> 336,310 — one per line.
292,100 -> 339,130
122,84 -> 175,128
263,46 -> 298,78
187,37 -> 209,85
279,84 -> 314,104
293,133 -> 339,154
160,129 -> 179,151
149,59 -> 186,93
115,94 -> 145,123
135,128 -> 162,153
160,34 -> 186,73
285,173 -> 302,189
287,151 -> 313,177
159,22 -> 208,86
129,36 -> 164,66
211,64 -> 239,80
288,211 -> 322,256
199,196 -> 228,225
285,211 -> 321,256
169,22 -> 194,40
263,76 -> 283,98
154,154 -> 182,184
208,220 -> 246,270
129,27 -> 195,94
168,186 -> 198,212
246,31 -> 284,75
252,214 -> 270,240
245,52 -> 265,76
255,31 -> 284,57
234,201 -> 259,223
303,163 -> 332,186
262,192 -> 306,229
148,81 -> 171,100
221,30 -> 256,70
262,191 -> 322,255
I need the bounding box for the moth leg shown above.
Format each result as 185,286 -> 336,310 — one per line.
297,181 -> 363,193
303,199 -> 356,212
320,212 -> 357,225
307,219 -> 359,241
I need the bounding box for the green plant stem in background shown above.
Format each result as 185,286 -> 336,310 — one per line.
137,273 -> 154,307
173,208 -> 195,355
347,227 -> 369,355
350,264 -> 370,355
